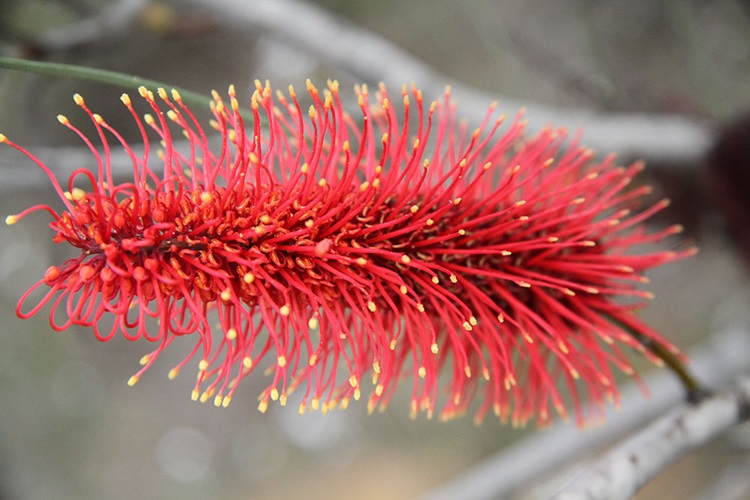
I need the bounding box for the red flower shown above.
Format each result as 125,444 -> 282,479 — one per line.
3,81 -> 694,426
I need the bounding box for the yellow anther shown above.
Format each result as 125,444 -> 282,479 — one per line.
198,359 -> 209,371
191,389 -> 200,401
431,343 -> 439,354
73,93 -> 84,105
277,355 -> 287,367
127,375 -> 139,386
168,368 -> 179,380
356,257 -> 368,266
243,273 -> 255,284
308,317 -> 318,329
220,289 -> 232,302
199,390 -> 213,403
258,400 -> 268,413
120,93 -> 132,106
417,303 -> 425,313
308,354 -> 317,366
426,219 -> 434,226
450,274 -> 458,283
5,215 -> 18,225
68,188 -> 85,201
243,356 -> 253,369
222,396 -> 232,408
418,366 -> 427,378
389,339 -> 397,350
280,304 -> 291,316
226,328 -> 237,340
349,375 -> 358,388
140,354 -> 151,366
399,285 -> 408,295
367,300 -> 377,312
270,388 -> 279,401
401,255 -> 411,264
57,115 -> 69,125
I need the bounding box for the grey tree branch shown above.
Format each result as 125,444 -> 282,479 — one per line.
190,0 -> 712,166
34,0 -> 148,51
553,377 -> 750,500
422,326 -> 750,500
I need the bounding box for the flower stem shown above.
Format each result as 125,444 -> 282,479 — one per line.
606,314 -> 708,401
635,333 -> 710,403
0,56 -> 211,110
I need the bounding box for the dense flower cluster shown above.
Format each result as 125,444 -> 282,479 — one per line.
3,80 -> 693,425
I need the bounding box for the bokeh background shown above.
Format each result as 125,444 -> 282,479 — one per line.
1,1 -> 749,498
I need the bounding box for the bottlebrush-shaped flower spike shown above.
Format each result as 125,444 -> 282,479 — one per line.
2,80 -> 695,426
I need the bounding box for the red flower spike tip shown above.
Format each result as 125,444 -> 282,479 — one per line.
3,81 -> 695,426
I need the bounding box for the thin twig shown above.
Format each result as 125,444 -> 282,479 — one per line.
0,57 -> 211,110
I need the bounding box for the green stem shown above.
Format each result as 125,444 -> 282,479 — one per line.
633,331 -> 709,402
0,56 -> 211,109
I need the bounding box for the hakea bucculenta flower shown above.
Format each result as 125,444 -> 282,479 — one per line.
2,80 -> 695,426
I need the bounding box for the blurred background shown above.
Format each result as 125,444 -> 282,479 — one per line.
1,1 -> 749,498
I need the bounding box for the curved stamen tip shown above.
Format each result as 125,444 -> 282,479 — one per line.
5,215 -> 18,225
